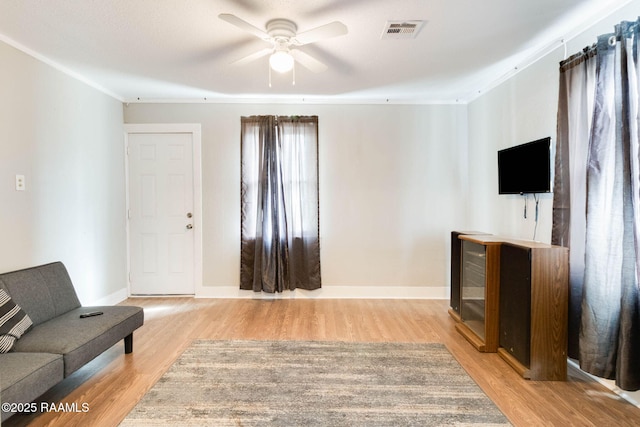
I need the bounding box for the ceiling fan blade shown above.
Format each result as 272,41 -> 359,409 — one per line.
231,47 -> 273,66
294,21 -> 348,45
218,13 -> 269,40
291,49 -> 328,73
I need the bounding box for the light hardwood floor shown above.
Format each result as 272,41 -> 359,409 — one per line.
4,298 -> 640,426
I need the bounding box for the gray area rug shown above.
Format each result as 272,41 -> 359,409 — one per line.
120,340 -> 511,426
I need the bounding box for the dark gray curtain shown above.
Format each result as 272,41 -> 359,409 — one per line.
553,19 -> 640,390
552,45 -> 596,359
240,115 -> 321,293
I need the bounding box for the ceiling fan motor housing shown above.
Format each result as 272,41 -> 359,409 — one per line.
266,19 -> 298,42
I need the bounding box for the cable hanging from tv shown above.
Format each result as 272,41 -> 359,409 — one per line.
522,193 -> 541,241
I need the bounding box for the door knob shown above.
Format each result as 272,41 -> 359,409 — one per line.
187,212 -> 193,218
186,224 -> 193,230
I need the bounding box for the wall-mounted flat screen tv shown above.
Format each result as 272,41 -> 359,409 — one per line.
498,137 -> 551,194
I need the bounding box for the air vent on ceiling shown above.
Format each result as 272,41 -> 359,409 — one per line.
381,20 -> 425,40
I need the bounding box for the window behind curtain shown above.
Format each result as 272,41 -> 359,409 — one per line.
240,115 -> 321,293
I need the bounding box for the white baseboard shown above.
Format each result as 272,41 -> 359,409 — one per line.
568,359 -> 640,407
84,288 -> 129,306
195,285 -> 448,299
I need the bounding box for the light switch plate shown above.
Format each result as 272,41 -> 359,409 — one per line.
15,175 -> 25,191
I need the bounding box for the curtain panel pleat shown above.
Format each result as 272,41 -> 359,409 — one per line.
553,18 -> 640,390
552,44 -> 596,359
240,115 -> 321,293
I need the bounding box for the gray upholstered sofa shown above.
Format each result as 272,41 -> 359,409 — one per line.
0,262 -> 144,422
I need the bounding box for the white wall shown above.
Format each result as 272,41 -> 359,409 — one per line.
0,40 -> 126,304
466,0 -> 640,404
8,0 -> 636,302
467,0 -> 640,243
124,103 -> 468,296
467,54 -> 559,242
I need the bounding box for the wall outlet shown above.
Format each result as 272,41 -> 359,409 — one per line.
15,174 -> 25,191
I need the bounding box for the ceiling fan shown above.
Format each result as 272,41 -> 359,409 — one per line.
218,13 -> 348,75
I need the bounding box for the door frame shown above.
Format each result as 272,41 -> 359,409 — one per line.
124,123 -> 203,296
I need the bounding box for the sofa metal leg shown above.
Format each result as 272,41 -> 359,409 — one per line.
124,333 -> 133,354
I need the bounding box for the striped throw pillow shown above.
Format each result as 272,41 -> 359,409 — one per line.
0,288 -> 33,353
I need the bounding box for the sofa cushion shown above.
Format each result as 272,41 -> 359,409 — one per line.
0,352 -> 64,422
0,289 -> 33,353
0,262 -> 81,326
12,305 -> 144,376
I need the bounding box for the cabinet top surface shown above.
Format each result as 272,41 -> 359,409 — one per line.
458,234 -> 567,250
453,231 -> 492,235
459,235 -> 505,245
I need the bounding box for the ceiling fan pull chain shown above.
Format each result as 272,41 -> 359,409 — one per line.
269,64 -> 272,88
292,62 -> 296,86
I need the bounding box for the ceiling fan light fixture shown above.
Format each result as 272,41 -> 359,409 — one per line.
269,51 -> 294,73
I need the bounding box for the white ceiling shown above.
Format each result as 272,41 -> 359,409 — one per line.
0,0 -> 632,103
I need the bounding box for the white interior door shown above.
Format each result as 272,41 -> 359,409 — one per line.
128,131 -> 195,295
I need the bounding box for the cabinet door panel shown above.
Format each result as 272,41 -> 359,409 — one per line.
450,232 -> 463,314
461,241 -> 487,339
499,244 -> 531,367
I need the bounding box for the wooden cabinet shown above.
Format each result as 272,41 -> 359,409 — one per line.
450,232 -> 569,380
455,235 -> 503,353
498,241 -> 568,381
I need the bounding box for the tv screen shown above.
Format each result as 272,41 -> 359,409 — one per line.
498,137 -> 551,194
